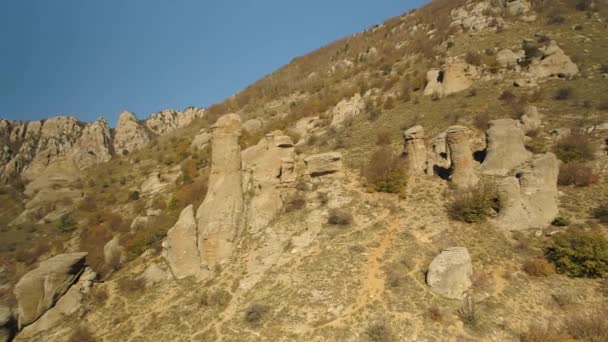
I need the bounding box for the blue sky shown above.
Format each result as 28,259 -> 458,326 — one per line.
0,0 -> 427,126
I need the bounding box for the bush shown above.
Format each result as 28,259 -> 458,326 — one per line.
565,308 -> 608,341
547,13 -> 566,24
545,229 -> 608,278
554,132 -> 595,163
457,296 -> 478,327
558,162 -> 597,186
328,209 -> 353,226
285,194 -> 306,212
56,214 -> 77,233
498,90 -> 517,102
465,51 -> 482,66
69,326 -> 97,342
128,191 -> 140,201
523,258 -> 555,277
554,87 -> 574,100
15,242 -> 50,265
594,205 -> 608,224
244,303 -> 268,323
448,185 -> 499,224
520,323 -> 569,342
365,319 -> 393,342
551,216 -> 571,227
376,129 -> 392,146
525,136 -> 547,154
363,147 -> 407,194
473,113 -> 490,130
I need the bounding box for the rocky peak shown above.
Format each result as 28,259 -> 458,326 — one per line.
113,111 -> 151,156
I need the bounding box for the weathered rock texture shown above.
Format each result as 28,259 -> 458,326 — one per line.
14,252 -> 87,328
528,41 -> 579,78
446,126 -> 479,189
330,94 -> 365,127
113,111 -> 151,155
496,153 -> 559,230
403,125 -> 427,174
426,132 -> 450,177
146,107 -> 205,135
196,114 -> 243,269
304,152 -> 343,177
162,205 -> 202,279
482,119 -> 531,175
424,62 -> 479,98
103,236 -> 126,270
0,306 -> 15,342
520,105 -> 541,133
426,247 -> 472,300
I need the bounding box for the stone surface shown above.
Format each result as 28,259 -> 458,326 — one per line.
243,118 -> 264,134
427,247 -> 472,300
403,125 -> 427,174
162,205 -> 203,279
424,63 -> 479,98
113,111 -> 151,155
14,252 -> 87,328
446,126 -> 479,189
426,132 -> 450,177
0,306 -> 15,342
304,152 -> 343,177
496,153 -> 559,230
496,49 -> 524,68
191,130 -> 212,151
104,236 -> 126,270
330,94 -> 365,127
528,41 -> 579,78
482,119 -> 531,175
146,108 -> 205,136
520,105 -> 541,133
196,114 -> 244,269
139,263 -> 170,286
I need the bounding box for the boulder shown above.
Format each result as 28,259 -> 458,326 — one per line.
196,114 -> 244,269
191,130 -> 212,151
496,153 -> 559,230
104,236 -> 126,270
528,41 -> 579,78
520,105 -> 541,133
403,125 -> 427,174
424,63 -> 479,98
482,119 -> 531,176
113,111 -> 151,155
446,126 -> 479,189
0,306 -> 15,342
139,263 -> 170,287
427,247 -> 472,300
506,0 -> 530,16
14,252 -> 87,328
242,118 -> 264,134
330,94 -> 365,127
162,205 -> 203,279
304,152 -> 342,177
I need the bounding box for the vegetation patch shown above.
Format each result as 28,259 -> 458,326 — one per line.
363,147 -> 407,194
545,229 -> 608,278
448,185 -> 499,224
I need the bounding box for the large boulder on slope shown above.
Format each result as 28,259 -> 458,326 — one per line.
162,205 -> 203,279
304,152 -> 343,177
482,119 -> 531,175
426,247 -> 472,300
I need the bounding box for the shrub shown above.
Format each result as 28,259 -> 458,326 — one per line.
328,209 -> 353,226
523,257 -> 555,277
128,191 -> 140,201
525,136 -> 547,154
547,13 -> 566,24
520,323 -> 569,342
465,51 -> 482,66
598,100 -> 608,111
551,216 -> 571,227
574,0 -> 593,11
565,308 -> 608,341
244,304 -> 268,323
285,194 -> 306,212
498,90 -> 517,102
363,147 -> 407,194
473,113 -> 490,130
117,277 -> 145,294
376,129 -> 392,146
427,306 -> 443,322
558,162 -> 597,186
448,185 -> 499,223
68,326 -> 97,342
365,319 -> 393,342
457,296 -> 478,327
15,242 -> 50,265
545,229 -> 608,278
554,87 -> 573,100
56,214 -> 77,233
593,205 -> 608,224
554,132 -> 595,163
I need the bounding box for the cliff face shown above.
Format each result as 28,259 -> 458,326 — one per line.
0,107 -> 206,183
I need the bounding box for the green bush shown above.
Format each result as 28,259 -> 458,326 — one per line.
128,191 -> 140,201
594,205 -> 608,224
551,216 -> 571,227
363,147 -> 407,194
448,185 -> 499,224
558,162 -> 597,186
545,230 -> 608,278
554,132 -> 595,163
56,214 -> 77,233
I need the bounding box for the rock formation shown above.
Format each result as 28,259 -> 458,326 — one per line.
426,247 -> 472,300
71,117 -> 112,169
304,152 -> 343,177
162,205 -> 202,279
403,125 -> 427,174
0,306 -> 15,342
330,94 -> 365,127
196,114 -> 243,269
496,153 -> 559,230
424,62 -> 479,98
146,107 -> 205,135
520,105 -> 541,133
482,119 -> 531,175
528,41 -> 579,78
426,132 -> 450,177
14,252 -> 87,328
446,126 -> 479,189
496,49 -> 524,68
242,118 -> 264,135
191,129 -> 212,151
113,111 -> 151,155
103,236 -> 126,270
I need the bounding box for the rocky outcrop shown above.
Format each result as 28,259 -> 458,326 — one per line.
424,62 -> 479,98
506,0 -> 530,16
146,107 -> 206,136
520,105 -> 541,133
242,118 -> 264,135
482,119 -> 531,175
162,205 -> 203,279
104,236 -> 126,270
71,118 -> 112,170
427,132 -> 450,177
139,263 -> 170,287
528,41 -> 579,79
330,94 -> 365,127
14,252 -> 87,328
304,152 -> 342,177
451,1 -> 503,32
242,132 -> 296,233
426,247 -> 472,300
191,129 -> 212,151
196,114 -> 243,269
496,49 -> 524,68
496,153 -> 559,230
403,125 -> 427,174
0,306 -> 15,342
113,111 -> 151,156
446,126 -> 479,189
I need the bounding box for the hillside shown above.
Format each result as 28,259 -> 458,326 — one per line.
1,0 -> 608,341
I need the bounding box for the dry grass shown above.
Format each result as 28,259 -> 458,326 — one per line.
523,257 -> 555,277
558,162 -> 598,186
